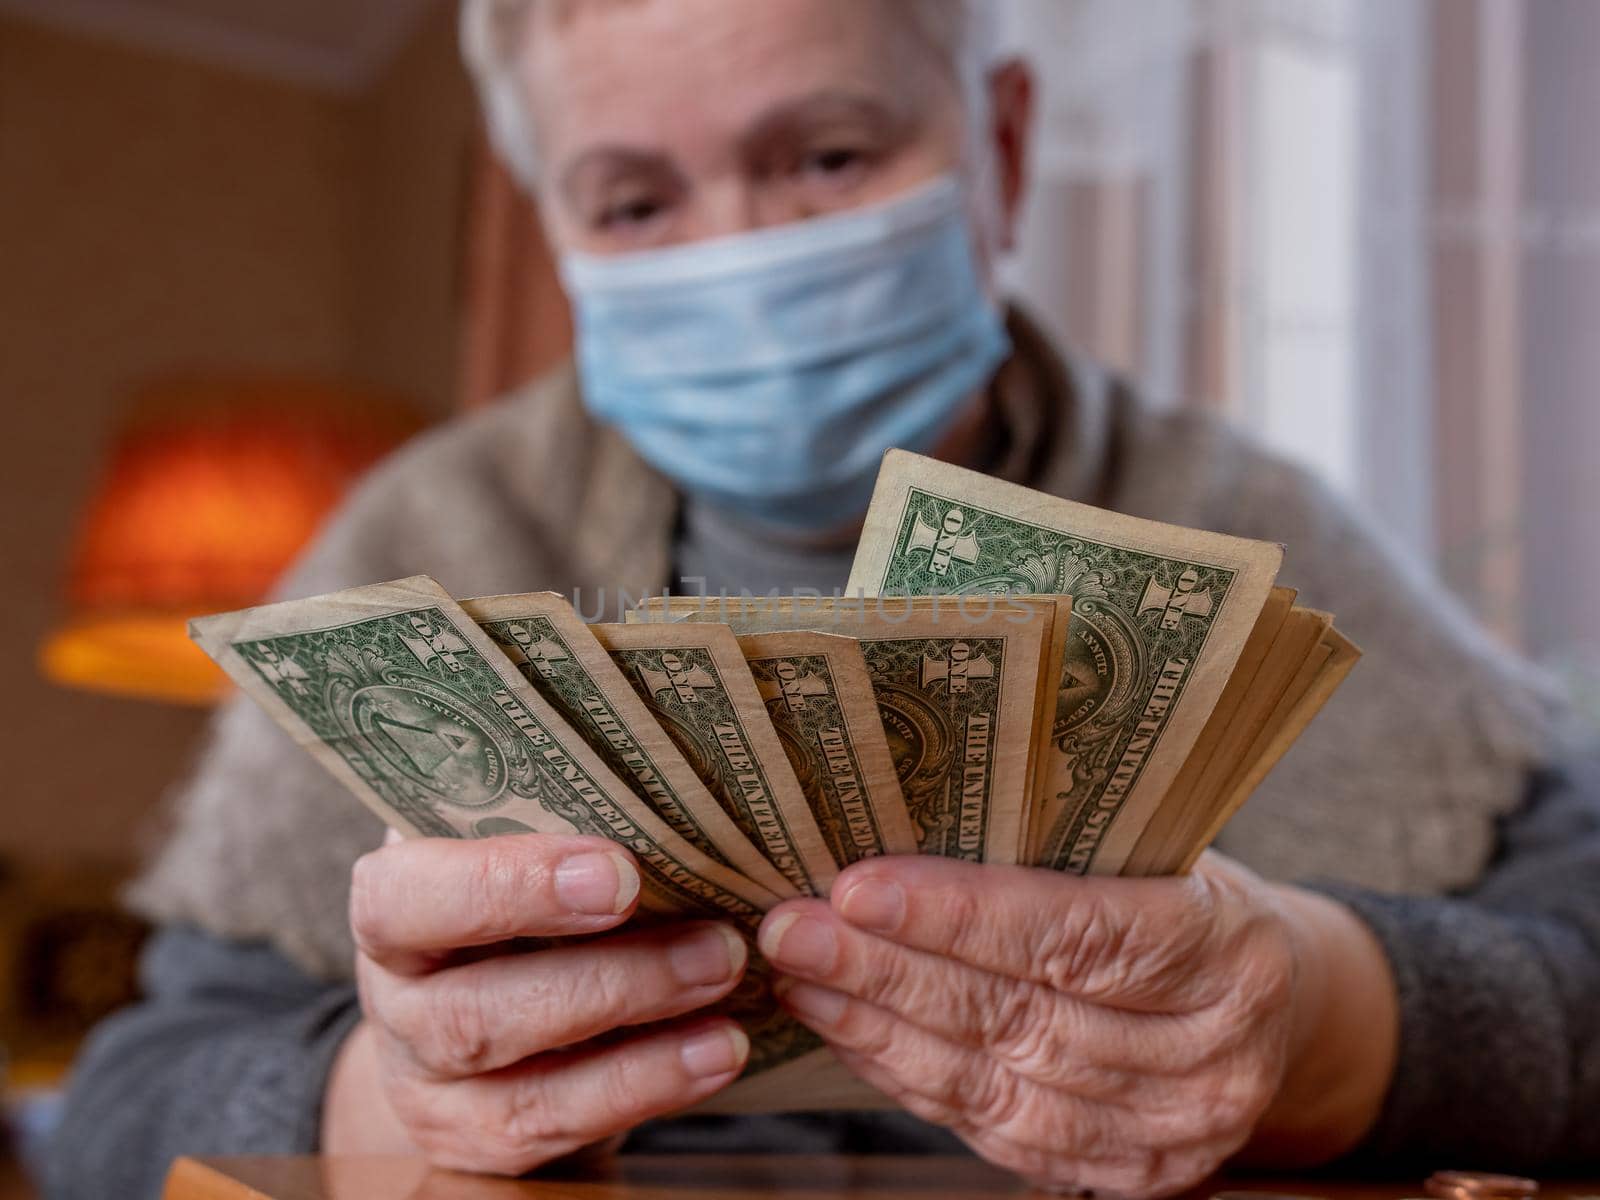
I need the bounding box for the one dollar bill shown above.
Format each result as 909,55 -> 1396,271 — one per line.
735,630 -> 920,865
189,577 -> 812,1081
590,621 -> 840,894
847,449 -> 1282,873
461,591 -> 795,901
685,601 -> 1048,865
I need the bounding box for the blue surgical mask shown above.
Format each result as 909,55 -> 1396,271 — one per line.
559,175 -> 1012,532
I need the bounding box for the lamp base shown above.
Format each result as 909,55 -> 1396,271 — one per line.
40,612 -> 231,706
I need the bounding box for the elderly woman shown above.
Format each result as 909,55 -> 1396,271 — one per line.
49,2 -> 1600,1198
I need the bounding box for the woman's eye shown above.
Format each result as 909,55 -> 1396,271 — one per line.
802,147 -> 868,178
597,196 -> 665,230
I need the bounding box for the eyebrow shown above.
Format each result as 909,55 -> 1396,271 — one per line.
559,147 -> 685,209
735,89 -> 908,160
556,88 -> 909,204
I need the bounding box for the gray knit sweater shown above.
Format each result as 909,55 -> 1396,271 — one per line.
46,317 -> 1600,1197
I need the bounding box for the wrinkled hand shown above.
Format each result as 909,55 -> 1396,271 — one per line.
759,853 -> 1312,1198
325,833 -> 750,1174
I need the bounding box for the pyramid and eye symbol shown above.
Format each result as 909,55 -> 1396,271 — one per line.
373,712 -> 478,778
1057,659 -> 1102,711
354,686 -> 507,808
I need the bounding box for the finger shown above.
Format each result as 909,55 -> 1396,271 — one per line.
777,982 -> 1125,1162
351,834 -> 641,973
366,922 -> 747,1079
825,1046 -> 1213,1200
411,1016 -> 750,1176
760,902 -> 1214,1080
825,855 -> 1238,1010
818,1047 -> 1111,1197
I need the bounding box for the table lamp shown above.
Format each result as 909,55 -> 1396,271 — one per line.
38,377 -> 426,705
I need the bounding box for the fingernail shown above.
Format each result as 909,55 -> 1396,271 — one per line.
555,851 -> 638,915
760,912 -> 837,975
778,981 -> 847,1026
670,925 -> 746,986
680,1024 -> 749,1078
839,877 -> 905,934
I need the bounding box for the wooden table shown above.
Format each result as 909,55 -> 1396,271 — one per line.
162,1156 -> 1600,1200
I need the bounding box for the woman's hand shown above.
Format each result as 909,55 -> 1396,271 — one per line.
759,852 -> 1398,1198
322,833 -> 750,1175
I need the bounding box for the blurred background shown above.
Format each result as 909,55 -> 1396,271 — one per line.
0,0 -> 1596,1189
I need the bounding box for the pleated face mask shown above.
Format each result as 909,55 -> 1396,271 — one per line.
560,174 -> 1012,532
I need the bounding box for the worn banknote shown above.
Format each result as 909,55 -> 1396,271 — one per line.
848,449 -> 1282,873
687,601 -> 1048,865
188,577 -> 814,1084
735,630 -> 919,865
590,621 -> 840,894
462,592 -> 794,901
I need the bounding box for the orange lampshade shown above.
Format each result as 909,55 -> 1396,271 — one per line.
40,378 -> 427,704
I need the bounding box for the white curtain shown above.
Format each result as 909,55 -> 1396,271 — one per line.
996,0 -> 1600,718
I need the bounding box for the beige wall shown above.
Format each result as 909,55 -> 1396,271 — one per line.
0,9 -> 474,869
350,1 -> 478,408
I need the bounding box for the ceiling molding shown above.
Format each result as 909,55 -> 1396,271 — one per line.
0,0 -> 439,94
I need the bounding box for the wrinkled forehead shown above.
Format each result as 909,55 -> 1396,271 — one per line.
518,0 -> 959,177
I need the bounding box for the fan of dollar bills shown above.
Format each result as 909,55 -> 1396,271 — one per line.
191,448 -> 1357,1111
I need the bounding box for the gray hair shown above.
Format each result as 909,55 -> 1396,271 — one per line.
460,0 -> 1002,193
